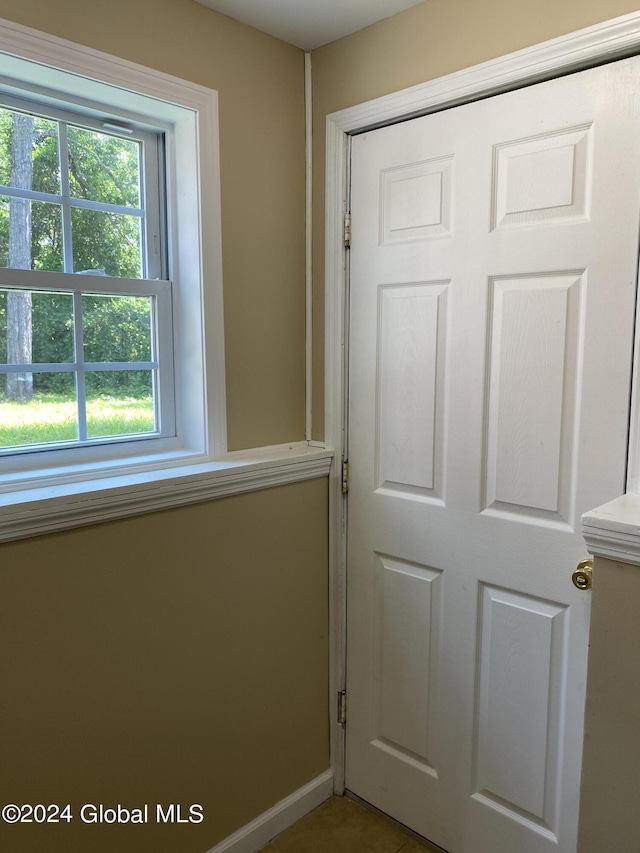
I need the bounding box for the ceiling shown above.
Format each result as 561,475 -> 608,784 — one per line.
193,0 -> 426,50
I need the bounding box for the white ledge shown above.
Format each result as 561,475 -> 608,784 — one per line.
0,443 -> 333,543
582,494 -> 640,566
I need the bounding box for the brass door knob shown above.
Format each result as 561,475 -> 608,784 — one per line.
572,558 -> 593,590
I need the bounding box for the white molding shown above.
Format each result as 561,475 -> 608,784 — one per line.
626,249 -> 640,493
325,116 -> 350,796
205,770 -> 333,853
582,495 -> 640,566
0,445 -> 333,543
0,17 -> 217,111
324,9 -> 640,798
326,11 -> 640,136
305,51 -> 313,441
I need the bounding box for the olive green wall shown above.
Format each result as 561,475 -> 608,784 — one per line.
578,556 -> 640,852
0,479 -> 329,853
310,0 -> 640,438
0,4 -> 327,853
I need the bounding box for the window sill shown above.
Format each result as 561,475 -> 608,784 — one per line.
0,442 -> 334,543
582,494 -> 640,566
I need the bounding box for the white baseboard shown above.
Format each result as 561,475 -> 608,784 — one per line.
205,770 -> 334,853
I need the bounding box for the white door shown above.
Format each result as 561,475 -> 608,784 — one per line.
345,57 -> 640,853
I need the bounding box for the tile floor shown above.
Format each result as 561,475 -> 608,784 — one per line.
258,796 -> 443,853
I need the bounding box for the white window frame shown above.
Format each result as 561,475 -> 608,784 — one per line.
0,92 -> 165,279
0,269 -> 175,461
0,94 -> 175,462
0,17 -> 333,542
0,25 -> 223,487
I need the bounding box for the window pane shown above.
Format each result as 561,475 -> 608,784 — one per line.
82,293 -> 152,362
72,207 -> 143,278
0,289 -> 74,365
33,291 -> 75,362
0,371 -> 76,447
0,108 -> 60,195
0,196 -> 63,271
86,369 -> 155,438
67,126 -> 141,207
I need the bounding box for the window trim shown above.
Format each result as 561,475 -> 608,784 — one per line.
0,16 -> 226,461
0,442 -> 333,542
0,17 -> 332,542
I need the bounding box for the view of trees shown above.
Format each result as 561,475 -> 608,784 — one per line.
0,107 -> 152,406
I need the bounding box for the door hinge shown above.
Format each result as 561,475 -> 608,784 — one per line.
338,689 -> 347,726
341,460 -> 349,494
344,213 -> 351,248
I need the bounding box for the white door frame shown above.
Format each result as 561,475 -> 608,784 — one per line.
325,10 -> 640,795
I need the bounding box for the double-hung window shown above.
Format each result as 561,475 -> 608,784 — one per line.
0,95 -> 174,465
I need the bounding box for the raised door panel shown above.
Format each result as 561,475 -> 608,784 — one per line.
376,282 -> 448,499
483,273 -> 583,525
492,126 -> 592,229
473,585 -> 568,840
381,156 -> 453,243
371,555 -> 442,775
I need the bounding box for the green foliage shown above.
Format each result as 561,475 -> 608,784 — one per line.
83,296 -> 153,398
0,290 -> 153,397
0,113 -> 143,276
68,126 -> 140,207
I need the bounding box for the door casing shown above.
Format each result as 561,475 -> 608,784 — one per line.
324,10 -> 640,796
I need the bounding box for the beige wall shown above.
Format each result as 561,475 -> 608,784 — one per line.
0,4 -> 328,853
0,479 -> 329,853
310,0 -> 640,438
0,0 -> 307,450
578,556 -> 640,852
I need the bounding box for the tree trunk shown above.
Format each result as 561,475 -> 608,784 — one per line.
6,112 -> 34,402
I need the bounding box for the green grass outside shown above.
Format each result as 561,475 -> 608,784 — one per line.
0,392 -> 155,447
